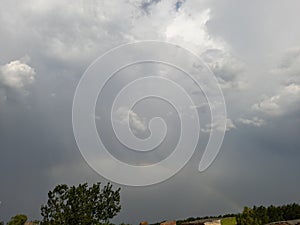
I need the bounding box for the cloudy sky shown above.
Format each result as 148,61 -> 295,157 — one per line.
1,0 -> 300,223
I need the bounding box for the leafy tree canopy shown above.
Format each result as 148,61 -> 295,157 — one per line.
7,214 -> 27,225
40,182 -> 121,225
236,203 -> 300,225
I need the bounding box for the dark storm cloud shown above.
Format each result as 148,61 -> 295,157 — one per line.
0,0 -> 300,224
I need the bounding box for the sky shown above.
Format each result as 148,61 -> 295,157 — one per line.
1,0 -> 300,223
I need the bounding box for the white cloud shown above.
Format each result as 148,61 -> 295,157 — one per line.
252,47 -> 300,116
115,107 -> 147,133
252,95 -> 280,115
0,60 -> 35,89
165,8 -> 223,51
201,118 -> 236,133
225,118 -> 236,131
285,83 -> 300,95
237,117 -> 265,127
18,0 -> 229,66
252,83 -> 300,116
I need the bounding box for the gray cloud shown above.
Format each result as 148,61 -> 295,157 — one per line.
252,48 -> 300,116
0,0 -> 300,224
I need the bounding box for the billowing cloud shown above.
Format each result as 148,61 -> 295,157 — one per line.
165,8 -> 223,51
252,83 -> 300,116
0,58 -> 36,102
0,59 -> 35,89
252,48 -> 300,116
201,50 -> 247,90
1,0 -> 300,224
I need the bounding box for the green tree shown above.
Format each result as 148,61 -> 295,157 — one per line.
267,205 -> 283,222
254,206 -> 269,224
7,214 -> 28,225
236,207 -> 260,225
281,203 -> 300,221
40,182 -> 121,225
236,203 -> 300,225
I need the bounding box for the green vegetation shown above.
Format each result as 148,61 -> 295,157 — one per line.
40,182 -> 121,225
7,214 -> 27,225
221,217 -> 237,225
3,194 -> 300,225
175,214 -> 236,225
236,203 -> 300,225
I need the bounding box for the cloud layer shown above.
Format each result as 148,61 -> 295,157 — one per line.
0,0 -> 300,224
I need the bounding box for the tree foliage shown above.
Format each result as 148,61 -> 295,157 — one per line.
7,214 -> 27,225
236,203 -> 300,225
40,182 -> 121,225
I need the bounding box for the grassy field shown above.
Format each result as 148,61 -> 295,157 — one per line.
221,217 -> 237,225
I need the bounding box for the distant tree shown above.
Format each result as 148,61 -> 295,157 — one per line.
281,203 -> 300,221
0,221 -> 4,225
237,203 -> 300,225
236,207 -> 261,225
267,205 -> 283,222
7,214 -> 27,225
40,182 -> 121,225
254,206 -> 269,224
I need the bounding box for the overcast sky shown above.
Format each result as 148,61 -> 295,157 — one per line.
1,0 -> 300,224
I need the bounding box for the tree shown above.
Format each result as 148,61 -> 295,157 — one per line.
267,205 -> 283,222
236,203 -> 300,225
236,207 -> 261,225
254,206 -> 269,224
7,214 -> 28,225
40,182 -> 121,225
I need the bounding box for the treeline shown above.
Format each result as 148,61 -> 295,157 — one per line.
151,213 -> 236,225
151,203 -> 300,225
236,203 -> 300,225
177,214 -> 236,225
